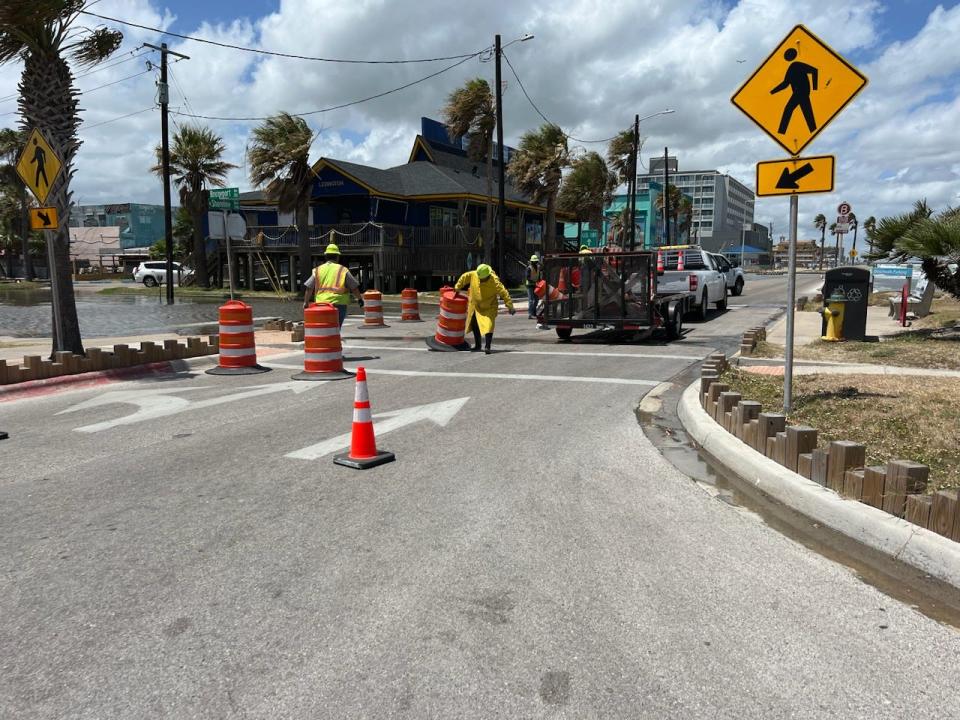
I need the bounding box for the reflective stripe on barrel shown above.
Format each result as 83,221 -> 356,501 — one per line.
217,300 -> 258,368
303,302 -> 346,374
363,290 -> 387,326
433,286 -> 468,346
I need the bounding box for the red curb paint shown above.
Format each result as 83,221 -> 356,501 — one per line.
0,362 -> 175,403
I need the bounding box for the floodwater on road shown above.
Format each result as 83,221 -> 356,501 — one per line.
0,285 -> 376,338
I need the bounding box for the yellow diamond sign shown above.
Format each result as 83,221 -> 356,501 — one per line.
16,128 -> 63,205
731,25 -> 867,156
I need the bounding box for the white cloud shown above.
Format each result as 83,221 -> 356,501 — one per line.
1,0 -> 957,248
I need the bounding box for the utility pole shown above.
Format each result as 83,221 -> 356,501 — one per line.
145,42 -> 189,304
662,147 -> 670,245
629,114 -> 639,251
494,34 -> 507,273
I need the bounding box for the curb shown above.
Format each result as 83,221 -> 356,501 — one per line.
677,379 -> 960,591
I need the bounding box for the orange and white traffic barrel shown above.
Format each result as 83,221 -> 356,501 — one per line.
534,279 -> 566,302
292,303 -> 353,381
333,366 -> 395,469
206,299 -> 269,375
362,290 -> 388,327
399,288 -> 422,322
426,286 -> 469,351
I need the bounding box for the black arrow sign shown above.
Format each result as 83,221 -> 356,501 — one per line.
776,162 -> 815,190
37,210 -> 52,227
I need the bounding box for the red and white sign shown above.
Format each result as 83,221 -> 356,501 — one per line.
837,201 -> 851,215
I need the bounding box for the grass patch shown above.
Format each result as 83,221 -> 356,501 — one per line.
722,368 -> 960,491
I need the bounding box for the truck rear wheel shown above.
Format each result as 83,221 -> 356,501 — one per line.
555,328 -> 572,341
666,309 -> 683,340
733,277 -> 744,296
698,293 -> 709,321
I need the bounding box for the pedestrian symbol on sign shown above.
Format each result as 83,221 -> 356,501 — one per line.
771,49 -> 818,135
30,138 -> 49,190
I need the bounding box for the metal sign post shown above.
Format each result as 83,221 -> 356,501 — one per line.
784,195 -> 799,413
224,211 -> 235,300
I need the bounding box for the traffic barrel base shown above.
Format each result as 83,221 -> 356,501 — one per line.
333,366 -> 395,470
206,299 -> 271,375
293,302 -> 355,381
425,335 -> 470,352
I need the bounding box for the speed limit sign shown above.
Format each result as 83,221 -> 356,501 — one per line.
837,201 -> 851,215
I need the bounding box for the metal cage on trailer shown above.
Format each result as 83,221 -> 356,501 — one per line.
536,250 -> 692,342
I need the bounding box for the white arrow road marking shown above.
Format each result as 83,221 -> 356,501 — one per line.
58,381 -> 325,433
285,396 -> 470,460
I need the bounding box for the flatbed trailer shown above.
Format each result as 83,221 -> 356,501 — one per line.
536,250 -> 692,342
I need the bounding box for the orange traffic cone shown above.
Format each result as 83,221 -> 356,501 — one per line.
557,267 -> 569,294
333,366 -> 396,469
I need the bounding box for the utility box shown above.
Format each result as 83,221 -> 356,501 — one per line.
822,266 -> 871,341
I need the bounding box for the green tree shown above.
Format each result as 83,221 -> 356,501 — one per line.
0,0 -> 123,353
507,123 -> 569,252
247,112 -> 314,287
654,183 -> 684,244
442,78 -> 495,257
0,127 -> 31,279
874,202 -> 959,300
606,128 -> 637,186
557,151 -> 617,241
862,215 -> 876,255
814,213 -> 827,270
152,124 -> 235,288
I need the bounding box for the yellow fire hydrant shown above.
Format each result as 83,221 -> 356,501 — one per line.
821,289 -> 846,342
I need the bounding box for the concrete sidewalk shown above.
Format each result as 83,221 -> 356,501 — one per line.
766,305 -> 902,346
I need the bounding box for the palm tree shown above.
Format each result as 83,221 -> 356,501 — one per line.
442,78 -> 495,258
0,1 -> 123,353
152,125 -> 236,289
862,215 -> 876,256
894,206 -> 960,300
557,151 -> 617,242
654,183 -> 684,244
248,112 -> 315,286
676,196 -> 694,241
828,221 -> 840,265
507,123 -> 569,252
606,128 -> 636,186
0,127 -> 29,279
814,213 -> 827,270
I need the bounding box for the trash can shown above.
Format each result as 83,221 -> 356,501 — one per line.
822,266 -> 871,341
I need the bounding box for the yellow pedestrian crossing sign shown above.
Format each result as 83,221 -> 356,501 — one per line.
16,128 -> 63,205
731,25 -> 868,156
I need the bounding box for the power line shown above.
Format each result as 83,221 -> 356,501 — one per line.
0,67 -> 154,112
83,106 -> 155,130
81,10 -> 485,64
170,52 -> 479,122
501,51 -> 620,145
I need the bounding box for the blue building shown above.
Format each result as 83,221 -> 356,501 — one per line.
232,118 -> 565,291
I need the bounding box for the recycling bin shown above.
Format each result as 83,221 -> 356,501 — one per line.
822,266 -> 871,341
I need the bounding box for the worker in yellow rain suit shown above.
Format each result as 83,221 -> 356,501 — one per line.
455,263 -> 515,354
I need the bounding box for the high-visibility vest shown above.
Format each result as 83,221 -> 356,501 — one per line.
526,264 -> 541,286
314,262 -> 350,305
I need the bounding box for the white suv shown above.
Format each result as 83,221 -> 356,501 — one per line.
132,261 -> 193,287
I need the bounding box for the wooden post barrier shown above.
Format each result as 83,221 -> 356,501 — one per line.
905,495 -> 934,528
755,413 -> 786,453
706,382 -> 729,419
810,448 -> 830,487
882,460 -> 928,517
929,490 -> 958,540
861,466 -> 887,509
784,425 -> 818,473
843,469 -> 865,499
826,441 -> 866,494
797,453 -> 813,479
716,392 -> 741,424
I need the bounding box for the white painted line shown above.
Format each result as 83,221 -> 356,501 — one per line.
341,343 -> 709,361
362,368 -> 658,386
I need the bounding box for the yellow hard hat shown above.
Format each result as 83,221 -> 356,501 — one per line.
476,263 -> 492,279
579,247 -> 592,256
325,243 -> 340,255
529,255 -> 539,263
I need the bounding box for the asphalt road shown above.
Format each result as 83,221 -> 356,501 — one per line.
2,274 -> 958,719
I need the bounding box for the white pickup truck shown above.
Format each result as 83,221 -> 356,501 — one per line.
710,252 -> 746,296
656,246 -> 727,320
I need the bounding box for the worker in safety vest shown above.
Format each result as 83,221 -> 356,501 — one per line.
525,254 -> 541,318
302,243 -> 364,327
454,263 -> 515,354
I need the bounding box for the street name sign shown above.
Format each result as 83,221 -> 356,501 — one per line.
28,206 -> 59,230
731,25 -> 868,156
209,187 -> 240,210
755,155 -> 834,196
16,128 -> 63,205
